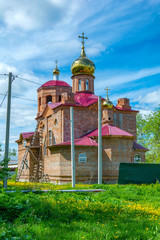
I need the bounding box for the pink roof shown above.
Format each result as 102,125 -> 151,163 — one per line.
85,124 -> 133,137
133,142 -> 149,151
47,92 -> 100,111
55,136 -> 98,146
22,132 -> 34,139
74,92 -> 99,107
38,80 -> 71,90
115,106 -> 139,112
48,102 -> 62,109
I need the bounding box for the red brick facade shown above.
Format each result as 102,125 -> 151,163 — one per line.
16,55 -> 148,184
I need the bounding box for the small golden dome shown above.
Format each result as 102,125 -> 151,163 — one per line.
103,86 -> 113,109
103,98 -> 113,109
71,46 -> 95,76
53,67 -> 60,75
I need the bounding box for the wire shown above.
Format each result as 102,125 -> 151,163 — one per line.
0,91 -> 8,108
0,92 -> 36,102
15,76 -> 41,86
0,75 -> 17,108
11,95 -> 36,102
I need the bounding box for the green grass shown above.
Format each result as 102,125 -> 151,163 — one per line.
0,183 -> 160,239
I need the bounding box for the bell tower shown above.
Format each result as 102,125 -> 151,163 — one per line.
71,33 -> 95,94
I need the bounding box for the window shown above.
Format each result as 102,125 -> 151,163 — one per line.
78,79 -> 81,90
44,140 -> 47,156
23,140 -> 26,147
49,130 -> 52,146
46,95 -> 52,104
39,97 -> 41,105
52,134 -> 56,145
59,95 -> 61,102
79,153 -> 87,163
134,154 -> 141,163
86,79 -> 89,90
54,119 -> 58,126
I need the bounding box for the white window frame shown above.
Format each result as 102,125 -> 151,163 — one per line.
134,154 -> 141,163
79,153 -> 87,163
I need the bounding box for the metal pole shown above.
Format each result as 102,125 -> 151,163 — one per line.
98,96 -> 102,184
3,72 -> 12,189
70,107 -> 75,187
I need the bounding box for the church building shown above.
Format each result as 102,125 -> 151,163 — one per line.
16,33 -> 148,184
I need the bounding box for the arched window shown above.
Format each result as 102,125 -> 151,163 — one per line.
78,79 -> 81,91
86,79 -> 89,90
79,153 -> 87,163
54,119 -> 58,126
46,95 -> 52,104
23,140 -> 26,147
38,97 -> 41,112
134,154 -> 141,163
49,130 -> 52,146
44,140 -> 47,156
39,97 -> 41,105
52,134 -> 56,145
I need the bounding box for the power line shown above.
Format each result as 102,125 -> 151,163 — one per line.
11,95 -> 36,102
15,76 -> 41,86
0,92 -> 36,102
0,91 -> 8,108
0,75 -> 18,108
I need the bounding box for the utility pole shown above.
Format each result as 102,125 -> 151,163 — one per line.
70,107 -> 75,187
98,96 -> 102,184
3,72 -> 12,189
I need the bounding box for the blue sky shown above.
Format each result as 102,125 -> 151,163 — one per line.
0,0 -> 160,153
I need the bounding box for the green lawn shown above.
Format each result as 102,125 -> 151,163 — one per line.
0,183 -> 160,240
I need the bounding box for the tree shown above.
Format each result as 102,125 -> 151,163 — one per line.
0,144 -> 17,181
137,105 -> 160,163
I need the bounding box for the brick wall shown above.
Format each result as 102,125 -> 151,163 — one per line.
63,106 -> 98,142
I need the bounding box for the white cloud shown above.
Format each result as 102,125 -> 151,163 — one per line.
4,10 -> 39,31
142,89 -> 160,104
95,67 -> 160,92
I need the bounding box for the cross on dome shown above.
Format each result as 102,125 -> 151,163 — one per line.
54,59 -> 58,68
78,33 -> 88,48
53,59 -> 60,80
104,86 -> 110,99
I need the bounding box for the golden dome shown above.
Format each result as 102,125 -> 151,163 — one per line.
103,98 -> 113,109
103,86 -> 113,109
71,46 -> 95,76
53,67 -> 60,75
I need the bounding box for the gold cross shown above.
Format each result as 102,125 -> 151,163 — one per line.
78,33 -> 88,48
54,59 -> 58,68
104,86 -> 110,99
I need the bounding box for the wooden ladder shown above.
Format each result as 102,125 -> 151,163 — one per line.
16,120 -> 40,182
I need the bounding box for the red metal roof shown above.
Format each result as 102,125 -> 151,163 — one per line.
47,92 -> 100,110
55,136 -> 98,146
115,106 -> 139,112
74,92 -> 99,106
22,132 -> 34,139
85,124 -> 133,137
133,141 -> 149,151
38,80 -> 71,90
